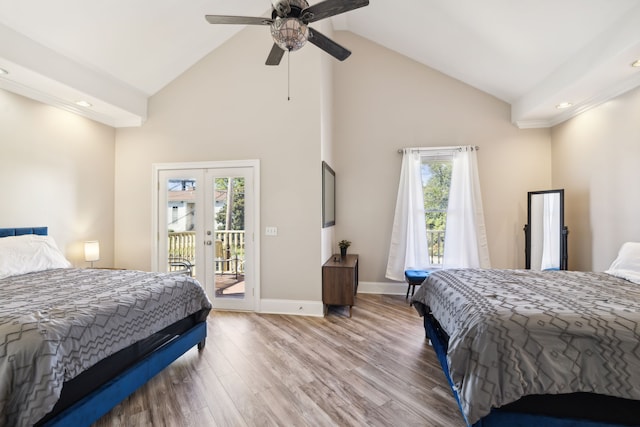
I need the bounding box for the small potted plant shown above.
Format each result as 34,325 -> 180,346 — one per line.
338,239 -> 351,258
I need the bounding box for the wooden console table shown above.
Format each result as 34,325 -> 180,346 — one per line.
322,254 -> 359,317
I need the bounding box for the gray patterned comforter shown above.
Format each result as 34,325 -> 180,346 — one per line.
0,268 -> 212,427
411,269 -> 640,425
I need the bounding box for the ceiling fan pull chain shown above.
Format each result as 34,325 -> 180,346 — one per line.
287,49 -> 291,101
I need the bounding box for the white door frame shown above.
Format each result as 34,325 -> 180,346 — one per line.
151,160 -> 260,312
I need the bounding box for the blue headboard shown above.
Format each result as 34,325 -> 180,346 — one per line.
0,227 -> 48,238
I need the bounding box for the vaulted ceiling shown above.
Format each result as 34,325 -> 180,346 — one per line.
1,0 -> 639,128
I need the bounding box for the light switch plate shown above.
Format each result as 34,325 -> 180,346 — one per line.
265,226 -> 278,236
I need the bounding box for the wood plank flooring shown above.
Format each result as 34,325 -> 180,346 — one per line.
93,294 -> 466,427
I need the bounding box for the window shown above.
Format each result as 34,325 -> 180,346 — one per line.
421,155 -> 453,267
386,146 -> 488,282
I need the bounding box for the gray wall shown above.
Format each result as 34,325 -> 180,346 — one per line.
0,88 -> 115,266
5,29 -> 636,301
114,26 -> 324,301
552,86 -> 640,271
332,32 -> 551,282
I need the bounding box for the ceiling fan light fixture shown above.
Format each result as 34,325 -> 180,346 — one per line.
271,17 -> 308,52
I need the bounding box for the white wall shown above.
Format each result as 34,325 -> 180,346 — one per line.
551,86 -> 640,271
332,32 -> 552,283
320,21 -> 336,264
114,26 -> 324,301
116,30 -> 555,294
0,89 -> 115,266
9,28 -> 636,297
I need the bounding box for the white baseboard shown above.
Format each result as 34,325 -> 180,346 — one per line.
259,299 -> 325,317
358,280 -> 407,295
258,281 -> 407,317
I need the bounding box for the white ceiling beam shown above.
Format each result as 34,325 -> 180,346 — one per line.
0,22 -> 147,127
512,5 -> 640,128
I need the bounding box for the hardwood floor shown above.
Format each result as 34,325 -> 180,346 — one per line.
93,294 -> 466,427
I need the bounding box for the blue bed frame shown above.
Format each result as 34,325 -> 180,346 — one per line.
423,315 -> 638,427
45,322 -> 206,426
0,227 -> 208,426
0,226 -> 49,237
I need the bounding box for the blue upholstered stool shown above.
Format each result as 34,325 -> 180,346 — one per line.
404,269 -> 431,300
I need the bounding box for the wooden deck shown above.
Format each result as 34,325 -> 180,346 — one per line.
215,274 -> 245,297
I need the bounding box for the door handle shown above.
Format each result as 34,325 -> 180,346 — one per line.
205,240 -> 212,245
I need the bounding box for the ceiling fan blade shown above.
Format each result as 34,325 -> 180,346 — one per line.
205,15 -> 272,26
307,27 -> 351,61
301,0 -> 369,23
266,44 -> 286,66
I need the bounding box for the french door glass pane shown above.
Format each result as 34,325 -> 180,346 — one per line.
214,177 -> 245,299
167,178 -> 197,276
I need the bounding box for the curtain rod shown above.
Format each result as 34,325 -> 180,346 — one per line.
397,145 -> 479,153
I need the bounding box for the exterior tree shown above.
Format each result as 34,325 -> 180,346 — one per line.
422,160 -> 452,264
215,177 -> 245,231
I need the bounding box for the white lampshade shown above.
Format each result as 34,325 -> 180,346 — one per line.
84,241 -> 100,262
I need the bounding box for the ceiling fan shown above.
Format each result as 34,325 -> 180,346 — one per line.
205,0 -> 370,66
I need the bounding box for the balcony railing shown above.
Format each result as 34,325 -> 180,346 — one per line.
168,230 -> 245,275
427,229 -> 445,266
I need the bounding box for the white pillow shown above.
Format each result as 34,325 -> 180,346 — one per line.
0,234 -> 72,279
605,242 -> 640,284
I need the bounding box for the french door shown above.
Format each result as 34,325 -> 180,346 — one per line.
154,161 -> 259,311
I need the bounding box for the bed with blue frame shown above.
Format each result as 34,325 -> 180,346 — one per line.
412,267 -> 640,427
0,227 -> 211,427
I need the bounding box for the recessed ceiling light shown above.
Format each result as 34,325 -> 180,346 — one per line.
556,102 -> 573,109
0,68 -> 8,75
75,100 -> 92,108
632,59 -> 640,68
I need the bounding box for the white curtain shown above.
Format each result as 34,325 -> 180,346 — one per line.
385,149 -> 431,281
442,147 -> 491,269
